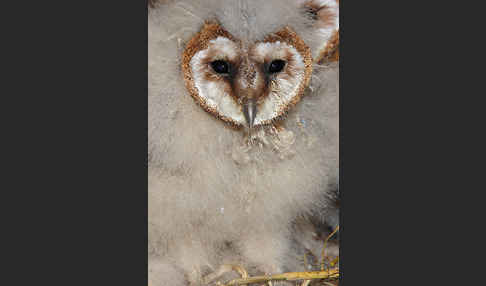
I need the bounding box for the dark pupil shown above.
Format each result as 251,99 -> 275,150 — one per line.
268,60 -> 286,73
211,60 -> 229,74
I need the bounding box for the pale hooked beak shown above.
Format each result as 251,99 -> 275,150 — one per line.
243,99 -> 257,129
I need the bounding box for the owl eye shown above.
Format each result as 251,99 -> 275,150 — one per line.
210,60 -> 230,74
268,60 -> 286,73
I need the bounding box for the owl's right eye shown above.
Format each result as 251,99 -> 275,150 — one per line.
210,60 -> 230,74
268,60 -> 286,73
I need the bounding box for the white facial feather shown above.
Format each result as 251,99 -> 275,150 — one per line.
190,37 -> 246,125
208,37 -> 239,60
253,42 -> 306,125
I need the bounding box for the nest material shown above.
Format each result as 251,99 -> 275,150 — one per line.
203,226 -> 340,286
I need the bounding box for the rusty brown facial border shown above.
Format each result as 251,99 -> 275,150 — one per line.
181,22 -> 313,129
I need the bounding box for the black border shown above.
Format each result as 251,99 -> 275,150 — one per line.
3,0 -> 148,284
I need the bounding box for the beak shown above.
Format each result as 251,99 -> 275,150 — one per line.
243,99 -> 257,129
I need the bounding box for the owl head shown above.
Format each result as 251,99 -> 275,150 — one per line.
165,0 -> 339,131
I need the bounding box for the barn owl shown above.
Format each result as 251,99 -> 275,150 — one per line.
148,0 -> 339,285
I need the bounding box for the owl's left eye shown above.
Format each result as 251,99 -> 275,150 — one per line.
210,60 -> 230,74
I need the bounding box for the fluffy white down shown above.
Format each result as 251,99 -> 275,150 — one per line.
148,1 -> 338,285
